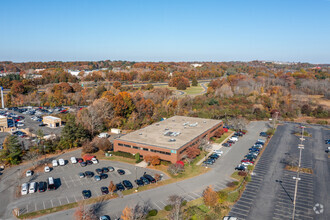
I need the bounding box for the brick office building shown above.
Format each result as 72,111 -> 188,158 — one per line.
113,116 -> 223,163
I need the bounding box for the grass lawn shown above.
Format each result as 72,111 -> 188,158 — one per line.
214,131 -> 234,144
94,151 -> 136,164
155,84 -> 204,95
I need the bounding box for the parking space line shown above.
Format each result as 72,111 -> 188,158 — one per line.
50,199 -> 54,207
35,202 -> 37,211
66,196 -> 70,203
43,201 -> 45,209
191,192 -> 201,198
26,204 -> 28,213
62,176 -> 69,188
153,202 -> 161,209
73,194 -> 77,202
59,198 -> 62,205
185,194 -> 195,200
69,176 -> 76,187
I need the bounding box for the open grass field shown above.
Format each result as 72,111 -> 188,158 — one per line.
155,83 -> 205,95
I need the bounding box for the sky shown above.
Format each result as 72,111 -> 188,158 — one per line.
0,0 -> 330,63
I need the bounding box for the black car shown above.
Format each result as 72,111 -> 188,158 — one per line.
260,132 -> 268,137
245,156 -> 255,161
39,181 -> 47,192
86,160 -> 93,165
82,190 -> 91,199
100,186 -> 109,195
96,168 -> 103,174
222,143 -> 230,147
85,171 -> 94,178
249,147 -> 260,152
117,169 -> 125,175
203,160 -> 213,165
255,141 -> 265,146
80,162 -> 87,167
207,157 -> 216,163
325,139 -> 330,144
122,180 -> 133,189
209,154 -> 219,159
135,179 -> 144,186
115,183 -> 125,191
144,174 -> 156,183
102,167 -> 109,173
235,165 -> 246,171
100,173 -> 108,179
140,176 -> 150,185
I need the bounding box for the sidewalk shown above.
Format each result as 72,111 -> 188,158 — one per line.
196,131 -> 235,165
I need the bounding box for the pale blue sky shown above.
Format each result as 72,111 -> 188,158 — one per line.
1,0 -> 329,63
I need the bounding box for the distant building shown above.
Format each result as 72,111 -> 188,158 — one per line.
43,116 -> 62,128
0,115 -> 8,132
114,116 -> 223,163
191,63 -> 203,68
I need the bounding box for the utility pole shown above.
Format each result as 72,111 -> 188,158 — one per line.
292,126 -> 305,220
273,111 -> 279,129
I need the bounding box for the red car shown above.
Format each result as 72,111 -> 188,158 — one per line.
241,159 -> 254,164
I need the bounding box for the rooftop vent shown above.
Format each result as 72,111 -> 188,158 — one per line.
156,124 -> 160,126
189,122 -> 198,127
183,122 -> 190,126
165,128 -> 169,130
203,121 -> 206,123
139,133 -> 142,135
169,138 -> 176,142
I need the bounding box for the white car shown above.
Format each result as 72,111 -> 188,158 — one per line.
230,137 -> 238,142
58,158 -> 65,166
26,170 -> 32,177
91,158 -> 98,164
21,183 -> 29,195
29,182 -> 36,194
241,162 -> 253,166
52,160 -> 58,167
70,157 -> 77,164
44,166 -> 50,172
17,123 -> 25,127
98,133 -> 109,138
213,150 -> 223,155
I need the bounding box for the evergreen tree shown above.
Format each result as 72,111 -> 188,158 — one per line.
191,78 -> 198,86
2,135 -> 22,164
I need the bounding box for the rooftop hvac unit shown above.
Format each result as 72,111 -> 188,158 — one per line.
183,122 -> 189,126
169,138 -> 176,142
189,122 -> 198,127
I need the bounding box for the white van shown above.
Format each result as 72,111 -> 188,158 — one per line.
48,177 -> 55,190
98,132 -> 109,138
21,183 -> 29,195
58,158 -> 65,166
29,182 -> 36,193
230,136 -> 238,142
70,157 -> 77,164
52,160 -> 58,167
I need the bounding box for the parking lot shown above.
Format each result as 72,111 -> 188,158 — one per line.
15,156 -> 167,215
229,123 -> 329,220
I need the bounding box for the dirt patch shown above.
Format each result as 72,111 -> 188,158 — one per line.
291,116 -> 330,125
285,165 -> 313,174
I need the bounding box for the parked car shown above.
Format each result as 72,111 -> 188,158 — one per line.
325,139 -> 330,144
58,158 -> 65,166
144,174 -> 156,183
135,179 -> 144,186
26,170 -> 32,177
70,157 -> 77,164
108,166 -> 115,172
85,171 -> 94,178
115,183 -> 125,191
100,187 -> 109,195
77,158 -> 83,163
94,175 -> 101,181
96,168 -> 103,174
235,165 -> 246,171
210,153 -> 220,159
91,158 -> 98,164
79,172 -> 85,178
29,182 -> 37,193
100,173 -> 108,179
260,132 -> 268,137
86,160 -> 93,165
140,176 -> 150,185
255,141 -> 265,146
222,143 -> 231,147
213,150 -> 223,155
82,190 -> 91,199
98,133 -> 110,138
102,167 -> 109,173
241,159 -> 254,164
123,180 -> 133,189
21,183 -> 29,195
80,162 -> 87,167
117,169 -> 125,175
52,160 -> 58,167
38,181 -> 47,192
229,136 -> 238,142
203,160 -> 213,165
99,215 -> 111,220
241,162 -> 254,166
44,166 -> 50,173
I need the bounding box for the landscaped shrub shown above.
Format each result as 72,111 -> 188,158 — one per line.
164,205 -> 173,211
111,151 -> 135,159
238,171 -> 247,176
148,209 -> 158,216
226,181 -> 239,188
181,200 -> 187,206
217,191 -> 228,203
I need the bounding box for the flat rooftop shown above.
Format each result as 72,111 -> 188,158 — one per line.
43,116 -> 61,120
116,116 -> 222,150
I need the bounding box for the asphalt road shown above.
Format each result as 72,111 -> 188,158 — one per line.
32,121 -> 269,220
229,123 -> 330,220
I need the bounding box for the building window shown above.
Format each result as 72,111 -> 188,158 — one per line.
124,144 -> 131,148
118,143 -> 124,146
133,146 -> 139,149
143,148 -> 149,151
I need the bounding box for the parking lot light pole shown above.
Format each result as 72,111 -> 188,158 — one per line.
292,176 -> 301,220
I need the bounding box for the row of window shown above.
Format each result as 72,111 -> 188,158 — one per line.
117,143 -> 171,155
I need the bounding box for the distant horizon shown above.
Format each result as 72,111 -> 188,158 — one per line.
1,59 -> 329,65
1,0 -> 330,64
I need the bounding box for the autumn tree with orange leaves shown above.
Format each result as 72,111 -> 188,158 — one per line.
203,186 -> 218,208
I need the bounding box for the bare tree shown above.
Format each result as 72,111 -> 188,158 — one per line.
132,202 -> 150,220
168,195 -> 184,220
74,203 -> 97,220
227,117 -> 248,131
23,150 -> 40,169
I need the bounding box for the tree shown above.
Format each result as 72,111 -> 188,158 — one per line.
132,203 -> 150,220
74,203 -> 97,220
185,147 -> 200,159
92,137 -> 112,152
203,186 -> 218,208
23,150 -> 40,168
191,78 -> 198,86
108,181 -> 116,195
121,206 -> 133,220
1,135 -> 22,165
168,195 -> 184,220
168,76 -> 190,90
167,163 -> 184,175
151,156 -> 160,166
113,81 -> 122,89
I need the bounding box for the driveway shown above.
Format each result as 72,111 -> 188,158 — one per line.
34,121 -> 269,220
